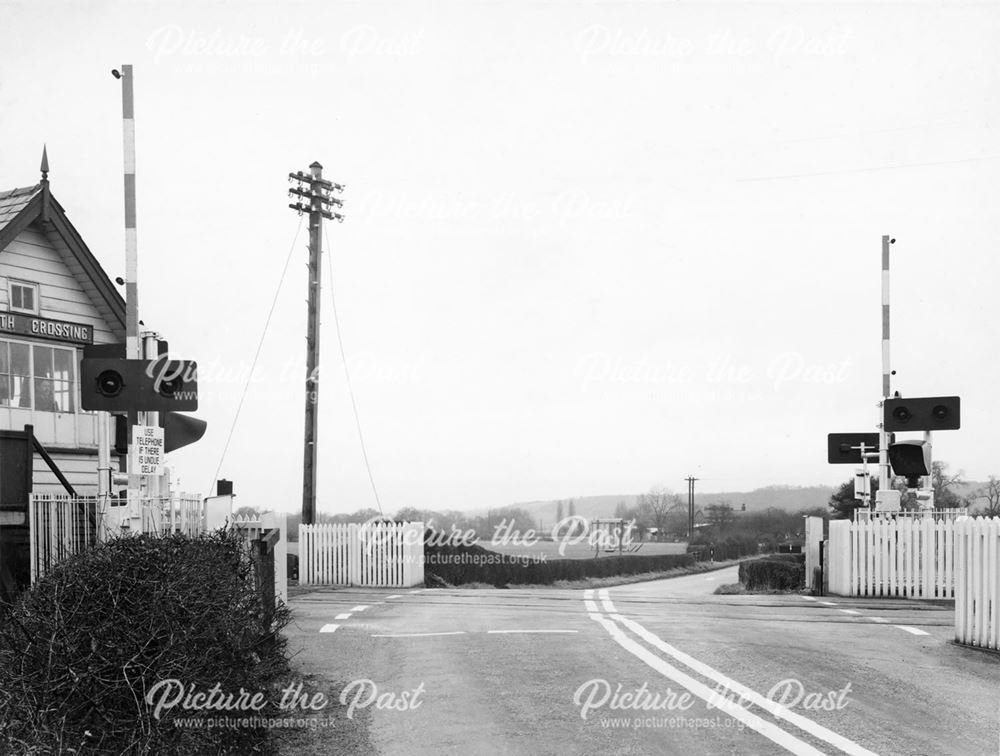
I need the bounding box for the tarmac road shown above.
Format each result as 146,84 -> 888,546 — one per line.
283,569 -> 1000,755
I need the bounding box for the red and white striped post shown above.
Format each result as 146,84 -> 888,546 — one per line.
117,64 -> 145,525
120,64 -> 140,361
878,235 -> 891,498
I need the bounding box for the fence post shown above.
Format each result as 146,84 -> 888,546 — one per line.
412,521 -> 424,586
954,517 -> 967,644
828,520 -> 851,596
28,495 -> 38,585
274,512 -> 287,603
349,524 -> 360,586
301,525 -> 312,586
973,518 -> 984,645
989,518 -> 999,649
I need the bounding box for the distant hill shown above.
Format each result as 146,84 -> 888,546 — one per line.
515,485 -> 837,527
696,485 -> 837,514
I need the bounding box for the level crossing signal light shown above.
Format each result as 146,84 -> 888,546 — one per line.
81,358 -> 198,412
888,440 -> 932,488
826,433 -> 890,464
883,396 -> 960,432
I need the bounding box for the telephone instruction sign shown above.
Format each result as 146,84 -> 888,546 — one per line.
131,425 -> 165,475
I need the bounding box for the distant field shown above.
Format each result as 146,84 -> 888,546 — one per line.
483,540 -> 688,560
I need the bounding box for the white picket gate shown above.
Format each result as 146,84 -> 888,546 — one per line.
954,517 -> 1000,650
28,494 -> 101,584
298,521 -> 424,587
232,512 -> 288,605
828,517 -> 959,599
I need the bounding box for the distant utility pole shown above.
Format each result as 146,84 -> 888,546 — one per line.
685,476 -> 698,540
288,162 -> 344,525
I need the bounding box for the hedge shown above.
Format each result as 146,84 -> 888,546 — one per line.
0,529 -> 290,755
425,537 -> 694,587
738,558 -> 805,591
686,536 -> 760,562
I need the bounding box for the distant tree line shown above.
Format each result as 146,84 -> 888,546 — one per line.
281,505 -> 540,542
828,460 -> 1000,520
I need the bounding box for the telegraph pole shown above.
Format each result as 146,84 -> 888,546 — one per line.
685,476 -> 698,540
288,163 -> 344,525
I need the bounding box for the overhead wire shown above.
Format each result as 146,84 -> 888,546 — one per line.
323,220 -> 384,515
208,216 -> 303,495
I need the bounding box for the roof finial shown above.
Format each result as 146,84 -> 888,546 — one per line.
40,144 -> 49,181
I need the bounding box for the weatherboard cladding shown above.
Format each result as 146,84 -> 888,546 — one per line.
0,179 -> 127,493
1,227 -> 117,343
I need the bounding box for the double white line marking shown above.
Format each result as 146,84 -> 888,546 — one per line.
583,589 -> 876,755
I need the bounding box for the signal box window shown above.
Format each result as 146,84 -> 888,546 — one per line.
0,340 -> 75,412
9,281 -> 38,314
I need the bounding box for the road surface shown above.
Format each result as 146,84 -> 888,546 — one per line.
282,568 -> 1000,755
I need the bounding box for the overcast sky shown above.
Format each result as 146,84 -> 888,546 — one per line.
1,2 -> 998,514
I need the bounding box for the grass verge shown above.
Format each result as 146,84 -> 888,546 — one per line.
271,670 -> 373,756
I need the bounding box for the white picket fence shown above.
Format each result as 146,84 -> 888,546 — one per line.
954,517 -> 1000,650
828,517 -> 958,598
299,521 -> 424,587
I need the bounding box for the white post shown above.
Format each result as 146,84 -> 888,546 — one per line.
96,411 -> 111,539
28,496 -> 37,584
828,520 -> 852,596
804,516 -> 823,591
921,429 -> 934,510
141,332 -> 163,532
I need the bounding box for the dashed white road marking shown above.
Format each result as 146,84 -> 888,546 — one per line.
386,594 -> 402,599
815,605 -> 931,637
705,577 -> 717,581
335,613 -> 351,620
818,601 -> 838,606
319,624 -> 340,633
487,629 -> 579,634
372,631 -> 466,638
350,605 -> 369,612
801,596 -> 817,602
